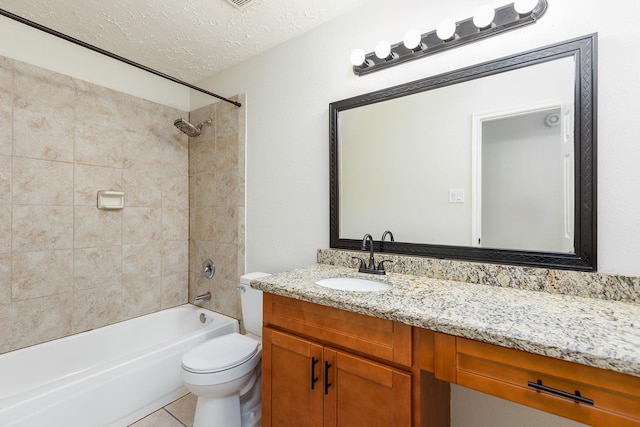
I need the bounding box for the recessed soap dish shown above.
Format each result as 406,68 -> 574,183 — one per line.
97,191 -> 125,210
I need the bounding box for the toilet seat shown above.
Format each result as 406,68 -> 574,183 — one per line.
182,333 -> 259,374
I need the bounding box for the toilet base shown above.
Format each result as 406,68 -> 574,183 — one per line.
193,393 -> 241,427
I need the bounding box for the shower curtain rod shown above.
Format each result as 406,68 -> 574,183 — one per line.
0,8 -> 242,108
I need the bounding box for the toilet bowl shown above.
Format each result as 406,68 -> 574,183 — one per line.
181,272 -> 270,427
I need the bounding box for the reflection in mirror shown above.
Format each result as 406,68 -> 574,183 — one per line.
330,34 -> 597,271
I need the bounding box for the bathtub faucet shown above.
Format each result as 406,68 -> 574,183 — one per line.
193,292 -> 211,305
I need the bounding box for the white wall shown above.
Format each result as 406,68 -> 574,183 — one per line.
0,14 -> 190,111
194,0 -> 640,277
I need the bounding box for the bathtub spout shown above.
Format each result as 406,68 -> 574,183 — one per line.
193,292 -> 211,305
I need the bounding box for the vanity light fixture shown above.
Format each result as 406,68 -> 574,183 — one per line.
350,0 -> 548,76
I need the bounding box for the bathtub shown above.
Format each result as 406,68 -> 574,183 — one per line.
0,304 -> 239,427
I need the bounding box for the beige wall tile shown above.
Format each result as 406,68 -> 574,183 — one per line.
192,139 -> 215,174
12,157 -> 73,205
162,136 -> 189,174
0,56 -> 12,107
192,206 -> 215,241
214,170 -> 243,207
188,107 -> 216,141
193,173 -> 216,207
74,245 -> 122,290
1,58 -> 192,354
162,207 -> 188,241
11,293 -> 73,349
123,207 -> 162,244
123,242 -> 162,280
74,164 -> 123,206
13,205 -> 73,252
162,240 -> 188,276
13,61 -> 75,121
72,285 -> 122,333
121,277 -> 161,320
215,132 -> 239,172
162,174 -> 189,208
12,250 -> 73,300
123,131 -> 164,171
215,99 -> 239,136
75,80 -> 128,130
161,272 -> 188,308
213,243 -> 239,281
214,206 -> 239,244
0,155 -> 8,205
124,169 -> 162,207
0,254 -> 10,304
0,205 -> 9,254
0,106 -> 11,156
74,206 -> 122,248
75,123 -> 124,168
0,302 -> 11,353
13,108 -> 75,162
210,278 -> 240,319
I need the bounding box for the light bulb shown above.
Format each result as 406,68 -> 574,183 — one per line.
350,49 -> 366,66
403,29 -> 422,50
436,18 -> 456,41
473,5 -> 495,29
375,40 -> 391,59
514,0 -> 539,15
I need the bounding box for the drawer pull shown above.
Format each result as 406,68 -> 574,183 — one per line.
527,379 -> 594,405
324,361 -> 332,395
310,357 -> 319,390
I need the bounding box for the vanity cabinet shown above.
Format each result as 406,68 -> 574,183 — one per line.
262,294 -> 413,426
417,330 -> 640,427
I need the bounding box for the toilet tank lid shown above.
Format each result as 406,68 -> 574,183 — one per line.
240,272 -> 270,285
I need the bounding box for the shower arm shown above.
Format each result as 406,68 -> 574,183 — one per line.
0,8 -> 241,108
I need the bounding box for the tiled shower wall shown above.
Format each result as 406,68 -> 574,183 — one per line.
188,96 -> 246,320
0,56 -> 190,354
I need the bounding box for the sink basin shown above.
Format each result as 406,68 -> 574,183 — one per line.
315,277 -> 391,292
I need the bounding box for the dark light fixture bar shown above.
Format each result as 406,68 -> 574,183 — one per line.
351,0 -> 548,76
0,8 -> 241,108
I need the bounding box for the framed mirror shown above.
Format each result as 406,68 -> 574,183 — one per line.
329,34 -> 597,271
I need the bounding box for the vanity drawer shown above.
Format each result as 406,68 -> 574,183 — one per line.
263,294 -> 412,368
454,337 -> 640,426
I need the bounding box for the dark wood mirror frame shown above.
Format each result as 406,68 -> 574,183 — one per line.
329,34 -> 597,271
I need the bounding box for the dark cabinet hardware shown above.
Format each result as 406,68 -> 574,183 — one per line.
311,357 -> 319,390
324,361 -> 332,394
527,379 -> 594,405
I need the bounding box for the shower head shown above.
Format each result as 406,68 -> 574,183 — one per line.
174,118 -> 212,137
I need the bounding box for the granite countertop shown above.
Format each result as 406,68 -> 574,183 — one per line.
251,264 -> 640,378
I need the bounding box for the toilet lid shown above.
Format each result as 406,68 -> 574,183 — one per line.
182,333 -> 259,373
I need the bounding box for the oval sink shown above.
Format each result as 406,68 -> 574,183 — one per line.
315,277 -> 391,292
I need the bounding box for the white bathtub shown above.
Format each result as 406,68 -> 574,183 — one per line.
0,304 -> 239,427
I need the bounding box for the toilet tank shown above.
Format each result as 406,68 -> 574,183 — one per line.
239,272 -> 270,337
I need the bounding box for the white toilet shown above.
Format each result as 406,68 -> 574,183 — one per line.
181,272 -> 270,427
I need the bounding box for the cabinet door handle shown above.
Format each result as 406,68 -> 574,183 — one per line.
310,357 -> 319,390
324,361 -> 332,395
527,379 -> 594,405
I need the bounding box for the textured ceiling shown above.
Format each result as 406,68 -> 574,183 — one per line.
0,0 -> 368,83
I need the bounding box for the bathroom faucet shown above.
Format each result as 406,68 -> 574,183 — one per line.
381,230 -> 394,242
193,292 -> 211,305
352,233 -> 392,275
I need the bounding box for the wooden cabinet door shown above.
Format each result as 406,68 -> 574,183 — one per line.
324,347 -> 412,427
263,328 -> 324,427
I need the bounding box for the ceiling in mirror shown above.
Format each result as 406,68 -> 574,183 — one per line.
329,34 -> 597,271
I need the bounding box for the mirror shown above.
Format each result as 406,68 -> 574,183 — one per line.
330,34 -> 597,271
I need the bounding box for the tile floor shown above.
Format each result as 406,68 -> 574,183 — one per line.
129,393 -> 197,427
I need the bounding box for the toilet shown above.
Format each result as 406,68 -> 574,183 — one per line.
181,272 -> 270,427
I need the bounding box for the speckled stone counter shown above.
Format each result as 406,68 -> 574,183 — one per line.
251,264 -> 640,378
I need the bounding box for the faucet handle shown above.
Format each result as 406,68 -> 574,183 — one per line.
377,260 -> 393,272
351,256 -> 367,269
